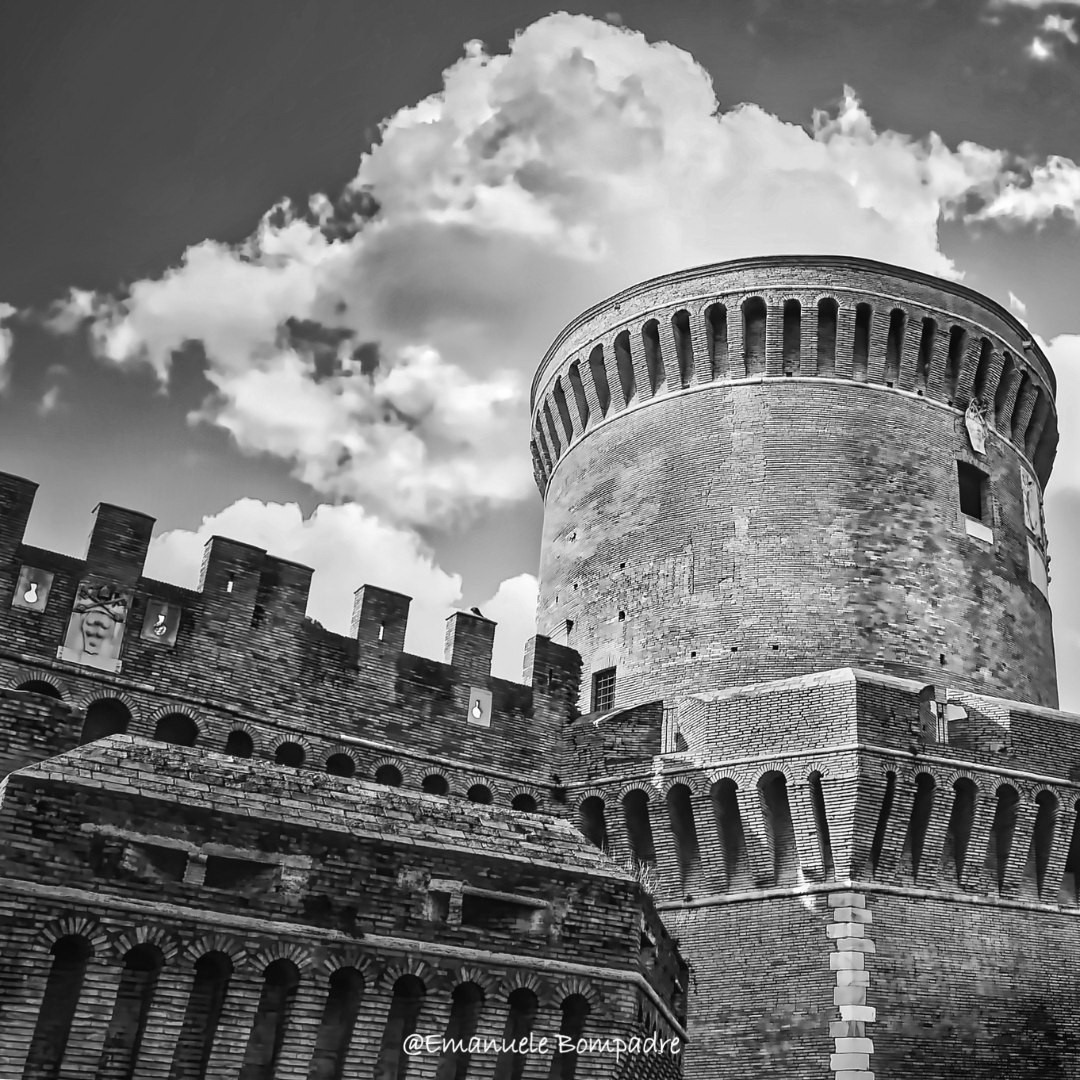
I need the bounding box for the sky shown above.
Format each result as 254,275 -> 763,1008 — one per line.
2,0 -> 1080,700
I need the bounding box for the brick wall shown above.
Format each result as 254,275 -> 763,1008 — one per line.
538,379 -> 1055,711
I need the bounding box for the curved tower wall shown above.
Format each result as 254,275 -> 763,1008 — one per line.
531,257 -> 1059,710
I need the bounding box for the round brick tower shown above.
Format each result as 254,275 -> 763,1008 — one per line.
531,256 -> 1059,710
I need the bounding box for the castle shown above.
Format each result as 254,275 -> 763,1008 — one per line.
0,254 -> 1074,1080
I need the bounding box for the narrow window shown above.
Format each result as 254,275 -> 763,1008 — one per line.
870,771 -> 897,875
758,772 -> 797,885
1062,804 -> 1080,905
942,778 -> 978,884
567,362 -> 590,430
945,325 -> 967,401
973,338 -> 994,401
326,753 -> 356,778
642,319 -> 665,393
1007,372 -> 1031,443
240,959 -> 300,1080
902,773 -> 936,881
23,935 -> 92,1079
852,303 -> 872,381
743,297 -> 766,375
986,784 -> 1020,894
541,401 -> 561,459
467,784 -> 493,805
1020,387 -> 1042,448
957,461 -> 989,521
422,774 -> 449,796
308,967 -> 364,1080
97,944 -> 164,1079
710,778 -> 747,889
587,345 -> 611,416
493,989 -> 539,1080
375,975 -> 426,1080
816,298 -> 838,375
275,742 -> 305,768
578,796 -> 608,850
1029,791 -> 1058,899
224,730 -> 254,758
154,713 -> 198,747
994,353 -> 1016,427
552,378 -> 574,443
614,330 -> 635,405
80,698 -> 131,745
782,299 -> 801,375
1025,391 -> 1050,457
375,763 -> 403,787
549,996 -> 590,1080
672,309 -> 693,387
1034,424 -> 1057,489
591,667 -> 616,712
534,423 -> 553,474
884,309 -> 906,386
915,317 -> 936,393
808,772 -> 834,877
666,783 -> 701,890
170,952 -> 232,1080
511,793 -> 538,813
622,789 -> 656,866
706,303 -> 728,378
435,983 -> 485,1080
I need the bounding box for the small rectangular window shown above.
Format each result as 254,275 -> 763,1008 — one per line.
592,667 -> 617,712
957,462 -> 988,521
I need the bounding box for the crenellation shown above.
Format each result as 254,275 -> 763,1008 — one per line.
350,582 -> 411,652
82,503 -> 155,585
444,609 -> 496,683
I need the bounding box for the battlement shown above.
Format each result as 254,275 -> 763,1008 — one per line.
0,471 -> 583,788
530,255 -> 1057,492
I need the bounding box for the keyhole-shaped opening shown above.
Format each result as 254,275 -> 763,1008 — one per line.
471,699 -> 483,720
24,582 -> 39,604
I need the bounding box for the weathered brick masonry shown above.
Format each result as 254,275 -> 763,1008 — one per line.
0,254 -> 1074,1079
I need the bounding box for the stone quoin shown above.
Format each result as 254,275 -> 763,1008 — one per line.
0,255 -> 1075,1080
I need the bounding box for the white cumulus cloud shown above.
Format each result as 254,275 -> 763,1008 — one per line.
142,498 -> 537,680
1043,13 -> 1080,41
44,13 -> 1080,530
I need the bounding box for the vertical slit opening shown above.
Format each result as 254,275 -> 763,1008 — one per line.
614,330 -> 635,405
986,785 -> 1020,895
666,783 -> 701,892
743,297 -> 766,375
782,299 -> 801,375
622,789 -> 656,867
808,772 -> 834,878
706,303 -> 728,378
816,298 -> 838,375
852,303 -> 872,381
642,319 -> 665,393
567,362 -> 590,430
672,309 -> 693,388
587,345 -> 611,416
943,778 -> 977,885
870,771 -> 897,875
884,308 -> 906,385
945,325 -> 967,401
